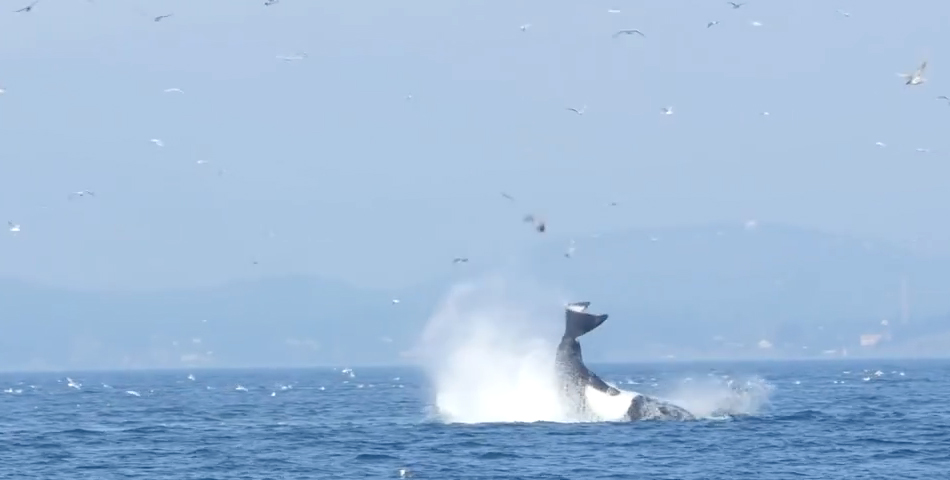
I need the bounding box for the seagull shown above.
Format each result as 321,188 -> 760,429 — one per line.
154,14 -> 173,22
937,95 -> 949,105
14,1 -> 39,13
520,23 -> 531,32
613,29 -> 645,38
608,201 -> 619,207
264,0 -> 279,5
661,106 -> 674,115
150,138 -> 164,147
875,141 -> 887,148
898,61 -> 927,86
7,222 -> 20,233
277,53 -> 307,61
727,2 -> 745,9
707,21 -> 720,28
163,88 -> 184,94
566,105 -> 587,115
0,87 -> 5,95
750,20 -> 763,27
523,214 -> 546,233
452,257 -> 469,264
564,239 -> 576,258
68,190 -> 95,199
607,9 -> 621,14
501,192 -> 516,202
391,299 -> 400,305
836,9 -> 851,17
916,147 -> 931,153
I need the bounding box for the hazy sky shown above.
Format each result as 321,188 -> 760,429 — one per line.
0,0 -> 948,292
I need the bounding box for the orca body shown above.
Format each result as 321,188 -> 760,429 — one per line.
554,302 -> 695,422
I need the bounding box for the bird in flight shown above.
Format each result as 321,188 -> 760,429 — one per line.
68,190 -> 95,199
707,21 -> 720,28
163,88 -> 184,94
727,1 -> 745,9
566,105 -> 587,115
898,61 -> 927,86
938,95 -> 950,105
154,14 -> 173,22
264,0 -> 279,5
613,29 -> 645,38
277,53 -> 307,61
501,192 -> 516,202
14,1 -> 39,13
564,240 -> 576,259
523,214 -> 546,233
452,257 -> 469,264
661,106 -> 674,115
7,222 -> 20,233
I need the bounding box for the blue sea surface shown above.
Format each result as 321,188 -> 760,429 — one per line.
1,359 -> 948,479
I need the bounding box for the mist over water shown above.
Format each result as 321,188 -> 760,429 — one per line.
414,276 -> 774,424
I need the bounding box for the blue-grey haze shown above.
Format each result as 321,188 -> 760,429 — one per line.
2,1 -> 950,370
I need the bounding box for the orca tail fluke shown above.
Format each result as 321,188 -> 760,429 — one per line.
564,302 -> 608,338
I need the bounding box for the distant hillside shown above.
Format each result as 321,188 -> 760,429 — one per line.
0,275 -> 437,371
515,222 -> 950,359
2,223 -> 950,371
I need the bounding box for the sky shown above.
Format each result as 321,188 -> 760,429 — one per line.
1,0 -> 949,292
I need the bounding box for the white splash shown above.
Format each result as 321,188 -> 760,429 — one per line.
656,375 -> 774,418
413,277 -> 578,424
413,276 -> 773,424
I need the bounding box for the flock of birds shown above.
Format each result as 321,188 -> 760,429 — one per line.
2,2 -> 945,250
1,1 -> 947,344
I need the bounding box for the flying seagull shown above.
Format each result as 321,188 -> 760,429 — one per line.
264,0 -> 279,5
566,105 -> 587,115
898,61 -> 927,86
836,9 -> 851,17
501,192 -> 516,202
8,222 -> 20,233
613,29 -> 645,38
523,214 -> 546,233
154,14 -> 173,22
937,95 -> 949,105
163,88 -> 184,94
727,1 -> 745,9
150,138 -> 164,147
68,190 -> 95,199
452,257 -> 469,264
661,106 -> 674,115
14,1 -> 39,13
520,23 -> 531,32
707,21 -> 720,28
277,53 -> 307,61
564,239 -> 576,258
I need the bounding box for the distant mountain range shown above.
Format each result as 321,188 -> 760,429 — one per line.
3,222 -> 950,371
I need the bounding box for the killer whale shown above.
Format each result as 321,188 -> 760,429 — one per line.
554,301 -> 695,422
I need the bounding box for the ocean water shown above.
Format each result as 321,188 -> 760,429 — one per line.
1,360 -> 948,479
